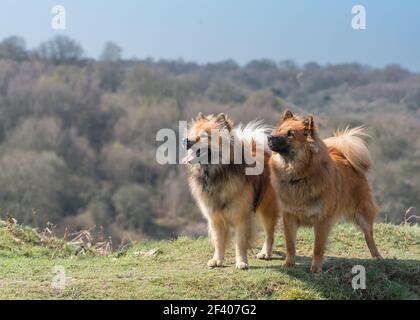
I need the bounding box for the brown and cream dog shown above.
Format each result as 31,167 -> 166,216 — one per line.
268,110 -> 382,273
183,113 -> 279,269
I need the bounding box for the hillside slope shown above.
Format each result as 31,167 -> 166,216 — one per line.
0,220 -> 419,299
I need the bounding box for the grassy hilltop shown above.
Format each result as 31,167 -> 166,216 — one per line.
0,219 -> 419,300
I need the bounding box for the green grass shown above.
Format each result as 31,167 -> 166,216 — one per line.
0,219 -> 419,300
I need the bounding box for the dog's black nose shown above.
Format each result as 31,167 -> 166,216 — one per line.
183,138 -> 195,150
267,135 -> 273,143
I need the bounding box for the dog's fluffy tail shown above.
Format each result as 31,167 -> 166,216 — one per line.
233,120 -> 273,153
324,126 -> 372,172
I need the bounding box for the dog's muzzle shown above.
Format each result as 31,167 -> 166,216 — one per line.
267,135 -> 290,154
183,138 -> 196,150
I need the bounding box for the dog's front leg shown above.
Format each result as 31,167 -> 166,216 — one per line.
311,218 -> 332,273
283,214 -> 298,267
207,216 -> 227,268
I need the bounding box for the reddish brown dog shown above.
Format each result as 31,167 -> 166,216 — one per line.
268,110 -> 382,273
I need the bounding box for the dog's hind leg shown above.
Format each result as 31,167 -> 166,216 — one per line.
256,186 -> 279,260
207,216 -> 229,268
256,209 -> 277,260
234,214 -> 254,270
355,206 -> 382,260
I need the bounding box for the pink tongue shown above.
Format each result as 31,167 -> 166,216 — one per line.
182,153 -> 194,164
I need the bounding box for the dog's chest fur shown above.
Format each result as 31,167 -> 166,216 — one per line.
188,164 -> 246,213
271,154 -> 326,223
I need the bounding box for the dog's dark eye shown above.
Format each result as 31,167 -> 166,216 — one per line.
287,130 -> 294,137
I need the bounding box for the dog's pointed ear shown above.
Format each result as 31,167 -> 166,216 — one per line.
304,116 -> 318,152
283,109 -> 294,121
277,109 -> 294,128
196,112 -> 205,121
303,116 -> 315,136
216,113 -> 226,122
216,113 -> 233,130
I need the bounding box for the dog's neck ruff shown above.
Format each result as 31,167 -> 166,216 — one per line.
288,176 -> 306,186
195,163 -> 244,192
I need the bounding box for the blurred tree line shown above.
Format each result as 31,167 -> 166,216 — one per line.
0,35 -> 419,243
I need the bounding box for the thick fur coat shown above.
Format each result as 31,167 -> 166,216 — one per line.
184,113 -> 279,269
268,110 -> 382,273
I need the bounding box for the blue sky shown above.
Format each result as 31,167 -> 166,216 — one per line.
0,0 -> 419,70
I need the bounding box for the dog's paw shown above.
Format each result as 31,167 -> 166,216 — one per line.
256,251 -> 271,260
310,264 -> 323,274
283,260 -> 295,268
207,258 -> 224,268
373,254 -> 383,260
235,261 -> 249,270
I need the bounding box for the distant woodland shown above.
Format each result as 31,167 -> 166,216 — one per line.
0,35 -> 419,243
